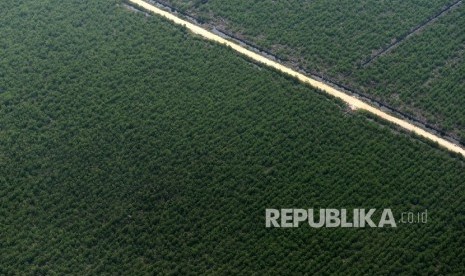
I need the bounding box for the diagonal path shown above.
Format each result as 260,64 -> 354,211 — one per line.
129,0 -> 465,158
361,0 -> 463,67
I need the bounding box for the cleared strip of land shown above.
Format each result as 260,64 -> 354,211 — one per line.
129,0 -> 465,158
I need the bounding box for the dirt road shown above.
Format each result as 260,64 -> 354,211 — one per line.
129,0 -> 465,158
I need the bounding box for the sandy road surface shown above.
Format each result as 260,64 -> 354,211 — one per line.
129,0 -> 465,158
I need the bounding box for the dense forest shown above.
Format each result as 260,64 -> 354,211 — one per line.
1,0 -> 465,274
161,0 -> 465,141
354,7 -> 465,140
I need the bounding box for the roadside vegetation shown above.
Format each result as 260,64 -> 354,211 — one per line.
161,0 -> 465,141
354,7 -> 465,140
1,0 -> 464,274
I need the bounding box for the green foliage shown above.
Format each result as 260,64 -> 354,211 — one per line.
354,7 -> 465,139
162,0 -> 451,71
162,0 -> 465,139
0,0 -> 465,274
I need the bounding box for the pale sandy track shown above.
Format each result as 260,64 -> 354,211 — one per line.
129,0 -> 465,158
